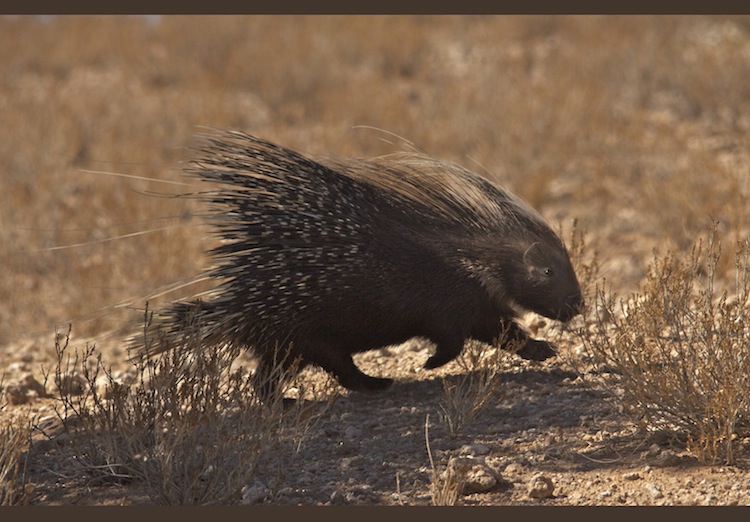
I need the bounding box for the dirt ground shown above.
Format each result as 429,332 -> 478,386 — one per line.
3,328 -> 750,506
2,15 -> 750,506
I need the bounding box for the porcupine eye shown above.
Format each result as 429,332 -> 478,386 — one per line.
531,266 -> 552,279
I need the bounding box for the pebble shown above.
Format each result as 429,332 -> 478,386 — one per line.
329,489 -> 347,505
241,479 -> 270,505
645,483 -> 664,500
459,443 -> 490,456
622,471 -> 642,481
3,373 -> 46,405
463,464 -> 498,495
503,462 -> 525,475
527,474 -> 555,499
444,456 -> 502,495
4,382 -> 31,405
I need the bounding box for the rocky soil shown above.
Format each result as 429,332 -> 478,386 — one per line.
2,325 -> 750,506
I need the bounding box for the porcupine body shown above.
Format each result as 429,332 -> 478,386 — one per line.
153,130 -> 583,401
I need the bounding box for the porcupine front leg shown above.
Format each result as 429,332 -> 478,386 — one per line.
501,320 -> 557,361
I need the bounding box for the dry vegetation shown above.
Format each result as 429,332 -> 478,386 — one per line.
41,321 -> 334,505
2,15 -> 750,505
577,229 -> 750,465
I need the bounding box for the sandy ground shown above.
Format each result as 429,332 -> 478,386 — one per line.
2,320 -> 750,506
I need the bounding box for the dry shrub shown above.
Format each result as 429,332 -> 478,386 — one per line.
47,317 -> 333,505
437,333 -> 516,438
424,414 -> 463,506
579,228 -> 750,464
0,424 -> 31,506
0,390 -> 33,505
566,218 -> 601,305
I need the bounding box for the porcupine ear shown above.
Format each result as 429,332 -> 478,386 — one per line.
522,241 -> 541,267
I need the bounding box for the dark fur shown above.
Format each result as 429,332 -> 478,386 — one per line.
154,131 -> 583,401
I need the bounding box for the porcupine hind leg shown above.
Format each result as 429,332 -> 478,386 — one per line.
501,320 -> 557,361
312,346 -> 393,393
252,348 -> 306,404
423,333 -> 465,370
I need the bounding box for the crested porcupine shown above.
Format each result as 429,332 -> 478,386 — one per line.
147,129 -> 583,400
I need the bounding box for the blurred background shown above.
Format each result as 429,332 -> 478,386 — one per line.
1,15 -> 749,349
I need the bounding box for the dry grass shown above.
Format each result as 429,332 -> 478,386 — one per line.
424,414 -> 464,506
0,390 -> 32,505
437,336 -> 516,438
578,228 -> 750,465
43,317 -> 334,505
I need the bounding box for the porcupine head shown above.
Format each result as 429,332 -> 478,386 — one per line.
463,223 -> 583,324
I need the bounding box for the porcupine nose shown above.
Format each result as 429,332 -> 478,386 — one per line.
557,291 -> 584,322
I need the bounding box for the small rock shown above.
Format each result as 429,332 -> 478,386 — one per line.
527,474 -> 554,499
459,443 -> 490,456
276,487 -> 294,498
241,479 -> 270,505
444,456 -> 501,495
3,373 -> 46,404
330,489 -> 347,505
622,471 -> 641,481
645,483 -> 664,500
463,465 -> 498,495
4,383 -> 30,405
503,462 -> 524,475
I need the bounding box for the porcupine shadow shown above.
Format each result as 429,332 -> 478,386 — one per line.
144,130 -> 584,402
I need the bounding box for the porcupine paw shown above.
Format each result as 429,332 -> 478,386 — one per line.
368,376 -> 394,391
516,339 -> 557,361
423,354 -> 453,370
342,374 -> 394,393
